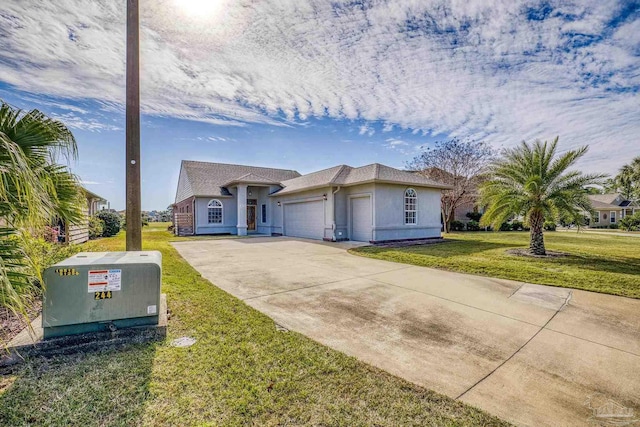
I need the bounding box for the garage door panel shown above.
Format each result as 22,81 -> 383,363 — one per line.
284,201 -> 325,240
351,196 -> 372,242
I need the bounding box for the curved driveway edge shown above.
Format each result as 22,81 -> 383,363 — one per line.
172,236 -> 640,427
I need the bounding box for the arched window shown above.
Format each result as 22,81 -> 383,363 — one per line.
207,199 -> 223,224
404,188 -> 417,224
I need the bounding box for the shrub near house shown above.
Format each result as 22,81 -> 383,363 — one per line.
88,215 -> 104,239
95,211 -> 122,237
619,212 -> 640,231
450,220 -> 465,231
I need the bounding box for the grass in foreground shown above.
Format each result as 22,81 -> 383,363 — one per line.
352,231 -> 640,299
0,223 -> 507,426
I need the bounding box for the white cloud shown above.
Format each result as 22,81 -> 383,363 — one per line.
359,123 -> 375,136
384,138 -> 420,155
385,138 -> 408,147
0,0 -> 638,173
50,112 -> 122,132
206,136 -> 230,142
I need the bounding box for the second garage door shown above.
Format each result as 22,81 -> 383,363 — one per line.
283,200 -> 325,240
351,196 -> 372,242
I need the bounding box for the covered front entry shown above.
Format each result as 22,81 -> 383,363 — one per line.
350,196 -> 372,242
283,200 -> 325,240
247,199 -> 257,231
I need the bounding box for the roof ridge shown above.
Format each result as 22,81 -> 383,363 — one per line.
183,159 -> 299,174
242,172 -> 279,183
305,164 -> 348,176
236,171 -> 272,180
281,164 -> 345,183
329,164 -> 349,184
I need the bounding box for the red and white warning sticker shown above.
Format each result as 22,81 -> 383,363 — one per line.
88,269 -> 122,293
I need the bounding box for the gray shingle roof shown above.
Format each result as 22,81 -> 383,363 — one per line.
587,193 -> 638,209
223,173 -> 280,186
269,165 -> 345,196
176,161 -> 300,201
589,200 -> 622,210
588,193 -> 621,205
273,163 -> 451,196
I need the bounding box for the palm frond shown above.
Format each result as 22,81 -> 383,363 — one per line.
479,137 -> 605,252
0,227 -> 32,321
0,101 -> 82,317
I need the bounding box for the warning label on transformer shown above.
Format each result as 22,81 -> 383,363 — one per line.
88,269 -> 122,293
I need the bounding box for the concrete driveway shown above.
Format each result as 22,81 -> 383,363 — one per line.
172,237 -> 640,427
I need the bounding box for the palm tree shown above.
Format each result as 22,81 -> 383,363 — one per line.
0,101 -> 83,318
607,157 -> 640,201
606,165 -> 635,200
479,137 -> 605,255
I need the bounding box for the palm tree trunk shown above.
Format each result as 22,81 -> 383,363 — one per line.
529,211 -> 546,255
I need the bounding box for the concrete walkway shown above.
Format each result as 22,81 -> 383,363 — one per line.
172,237 -> 640,427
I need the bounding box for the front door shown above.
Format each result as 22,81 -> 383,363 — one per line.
247,199 -> 257,231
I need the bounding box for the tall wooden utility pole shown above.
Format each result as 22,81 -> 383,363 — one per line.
126,0 -> 142,250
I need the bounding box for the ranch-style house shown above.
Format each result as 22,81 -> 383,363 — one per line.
173,160 -> 450,243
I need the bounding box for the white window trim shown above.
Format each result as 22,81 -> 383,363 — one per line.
610,211 -> 616,223
404,188 -> 417,225
207,199 -> 224,224
593,211 -> 600,223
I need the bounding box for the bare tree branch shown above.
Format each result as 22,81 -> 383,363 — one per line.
407,138 -> 495,232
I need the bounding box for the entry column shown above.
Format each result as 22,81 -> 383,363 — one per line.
237,184 -> 247,236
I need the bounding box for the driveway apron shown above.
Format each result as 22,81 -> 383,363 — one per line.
173,237 -> 640,427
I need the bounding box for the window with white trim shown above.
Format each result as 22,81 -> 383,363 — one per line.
593,211 -> 600,223
404,188 -> 417,224
610,211 -> 616,223
207,199 -> 223,223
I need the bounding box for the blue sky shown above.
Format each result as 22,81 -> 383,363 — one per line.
1,1 -> 638,210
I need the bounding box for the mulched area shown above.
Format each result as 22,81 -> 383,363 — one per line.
506,248 -> 571,258
0,299 -> 41,346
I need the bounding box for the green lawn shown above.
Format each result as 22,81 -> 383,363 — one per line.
0,223 -> 507,426
352,231 -> 640,299
573,227 -> 640,234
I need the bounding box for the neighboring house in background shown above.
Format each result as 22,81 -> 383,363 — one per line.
57,188 -> 107,244
588,193 -> 638,226
453,201 -> 484,222
174,161 -> 450,242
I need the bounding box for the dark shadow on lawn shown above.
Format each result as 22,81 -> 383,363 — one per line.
0,343 -> 157,426
532,252 -> 640,277
355,239 -> 516,257
358,241 -> 640,278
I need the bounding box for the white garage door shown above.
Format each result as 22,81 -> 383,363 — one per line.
351,196 -> 372,242
283,200 -> 325,240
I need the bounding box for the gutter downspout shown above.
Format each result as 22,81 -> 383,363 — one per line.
331,186 -> 341,241
192,197 -> 196,236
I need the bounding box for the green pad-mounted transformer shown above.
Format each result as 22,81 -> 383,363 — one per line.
43,251 -> 162,339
